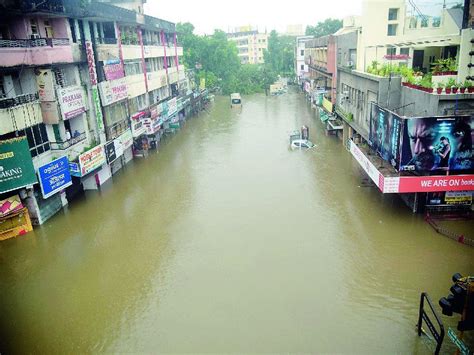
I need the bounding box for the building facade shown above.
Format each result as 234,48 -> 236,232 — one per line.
0,0 -> 199,233
227,26 -> 268,65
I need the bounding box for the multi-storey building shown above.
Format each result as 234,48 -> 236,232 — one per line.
295,36 -> 312,84
227,26 -> 268,65
0,0 -> 190,230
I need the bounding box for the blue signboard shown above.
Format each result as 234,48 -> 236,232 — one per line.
38,156 -> 73,199
69,162 -> 81,177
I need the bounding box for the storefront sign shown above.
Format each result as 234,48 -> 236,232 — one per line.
168,97 -> 177,117
36,68 -> 55,101
91,87 -> 104,131
131,118 -> 147,138
69,162 -> 81,177
58,85 -> 86,120
105,141 -> 117,164
37,156 -> 72,199
445,191 -> 472,205
322,97 -> 333,113
98,78 -> 128,106
114,138 -> 124,158
103,60 -> 124,81
79,145 -> 106,176
85,41 -> 97,86
397,175 -> 474,193
0,137 -> 37,194
144,116 -> 161,135
119,129 -> 133,150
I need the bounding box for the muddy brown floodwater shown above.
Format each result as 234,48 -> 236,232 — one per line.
0,89 -> 473,353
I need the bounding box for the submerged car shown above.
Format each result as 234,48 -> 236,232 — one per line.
290,139 -> 315,150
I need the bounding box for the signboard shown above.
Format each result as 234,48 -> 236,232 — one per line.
383,54 -> 410,60
397,175 -> 474,193
69,162 -> 80,177
105,141 -> 117,164
114,138 -> 124,158
131,118 -> 147,138
369,104 -> 403,169
120,129 -> 133,150
144,116 -> 161,135
58,85 -> 86,120
98,78 -> 128,106
168,97 -> 177,117
85,41 -> 98,86
36,68 -> 55,101
400,116 -> 473,173
103,60 -> 124,81
37,156 -> 72,199
0,137 -> 37,194
78,145 -> 106,176
445,191 -> 472,205
322,97 -> 333,113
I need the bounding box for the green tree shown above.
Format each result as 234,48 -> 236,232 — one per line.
305,18 -> 343,37
263,30 -> 295,77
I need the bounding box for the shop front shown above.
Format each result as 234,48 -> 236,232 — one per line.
144,104 -> 164,150
130,110 -> 149,157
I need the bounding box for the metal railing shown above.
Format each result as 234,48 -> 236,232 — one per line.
417,292 -> 445,355
50,132 -> 86,150
0,93 -> 39,109
96,37 -> 117,45
106,119 -> 129,140
0,38 -> 69,48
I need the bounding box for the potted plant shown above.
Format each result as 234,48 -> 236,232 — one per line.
464,80 -> 474,93
452,84 -> 459,94
436,82 -> 444,94
445,78 -> 456,94
460,82 -> 467,94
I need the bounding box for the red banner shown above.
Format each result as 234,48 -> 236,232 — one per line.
398,175 -> 474,193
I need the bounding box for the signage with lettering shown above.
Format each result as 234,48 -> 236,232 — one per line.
114,138 -> 124,158
58,85 -> 86,120
79,145 -> 106,176
131,118 -> 147,138
105,141 -> 117,164
98,78 -> 128,106
69,162 -> 81,177
38,156 -> 72,199
0,137 -> 37,194
167,97 -> 177,117
103,60 -> 124,81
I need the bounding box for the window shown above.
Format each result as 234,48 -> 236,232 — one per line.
387,24 -> 397,36
300,64 -> 304,70
30,19 -> 39,35
124,60 -> 142,76
44,20 -> 54,38
386,47 -> 396,56
388,8 -> 399,21
400,47 -> 410,56
53,67 -> 76,88
25,124 -> 50,157
301,49 -> 304,56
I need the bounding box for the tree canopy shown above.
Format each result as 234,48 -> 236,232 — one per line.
305,18 -> 343,37
176,22 -> 278,95
263,30 -> 295,77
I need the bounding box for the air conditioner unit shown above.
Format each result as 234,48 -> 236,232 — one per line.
30,33 -> 40,39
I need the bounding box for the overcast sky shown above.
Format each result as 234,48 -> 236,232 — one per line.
144,0 -> 363,35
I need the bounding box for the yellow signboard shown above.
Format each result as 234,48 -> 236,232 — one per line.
322,97 -> 333,113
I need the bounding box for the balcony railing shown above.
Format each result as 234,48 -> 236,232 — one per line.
50,132 -> 86,150
0,38 -> 70,48
0,93 -> 39,109
96,37 -> 117,45
106,119 -> 129,140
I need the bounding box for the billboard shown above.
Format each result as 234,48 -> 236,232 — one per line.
58,85 -> 86,120
98,78 -> 128,106
38,156 -> 72,199
0,137 -> 37,194
400,116 -> 473,173
79,145 -> 106,176
369,104 -> 402,169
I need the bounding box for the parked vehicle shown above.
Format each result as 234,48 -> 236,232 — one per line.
230,93 -> 242,108
290,139 -> 315,150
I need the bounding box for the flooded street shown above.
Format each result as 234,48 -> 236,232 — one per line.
1,89 -> 473,353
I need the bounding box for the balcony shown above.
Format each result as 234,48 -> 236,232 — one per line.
143,45 -> 165,58
122,44 -> 142,60
50,132 -> 88,161
0,38 -> 74,67
0,94 -> 42,135
96,42 -> 120,62
106,119 -> 129,141
147,69 -> 168,91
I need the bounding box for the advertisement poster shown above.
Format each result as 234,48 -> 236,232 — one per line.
400,116 -> 473,172
445,191 -> 472,205
58,86 -> 86,120
69,162 -> 81,177
79,145 -> 106,176
38,156 -> 72,199
0,137 -> 37,194
35,68 -> 55,101
369,104 -> 403,169
0,195 -> 23,217
167,98 -> 177,117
